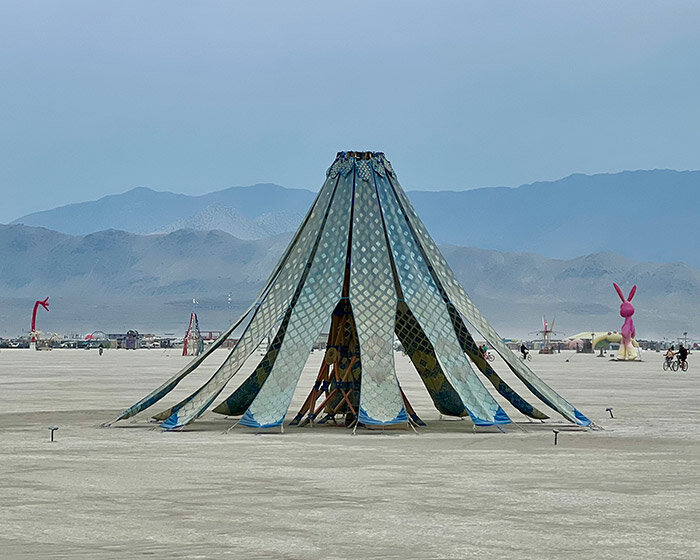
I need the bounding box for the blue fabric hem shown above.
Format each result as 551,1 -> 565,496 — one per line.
494,406 -> 511,424
238,409 -> 284,429
471,418 -> 512,426
470,408 -> 512,426
358,406 -> 409,426
160,413 -> 182,431
573,408 -> 592,426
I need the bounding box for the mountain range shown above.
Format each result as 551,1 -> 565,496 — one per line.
409,169 -> 699,266
12,183 -> 316,240
1,224 -> 696,339
12,169 -> 700,266
4,169 -> 697,339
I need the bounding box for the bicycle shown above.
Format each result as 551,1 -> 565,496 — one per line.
483,351 -> 495,362
520,352 -> 532,361
663,357 -> 689,372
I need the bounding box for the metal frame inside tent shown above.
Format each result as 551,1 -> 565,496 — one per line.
105,151 -> 591,432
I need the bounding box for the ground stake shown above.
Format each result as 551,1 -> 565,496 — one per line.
553,429 -> 559,445
48,426 -> 59,442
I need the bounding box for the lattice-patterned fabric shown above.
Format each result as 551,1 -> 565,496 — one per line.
211,308 -> 292,416
157,174 -> 343,429
446,304 -> 548,420
395,302 -> 467,417
109,150 -> 590,432
106,186 -> 329,425
350,165 -> 406,425
386,173 -> 590,426
238,171 -> 354,428
374,171 -> 509,426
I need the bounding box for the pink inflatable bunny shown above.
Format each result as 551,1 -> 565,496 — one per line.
613,283 -> 638,360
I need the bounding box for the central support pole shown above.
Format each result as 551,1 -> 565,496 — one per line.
290,257 -> 424,429
290,296 -> 361,427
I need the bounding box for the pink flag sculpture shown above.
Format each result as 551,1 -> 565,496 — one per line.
30,297 -> 50,349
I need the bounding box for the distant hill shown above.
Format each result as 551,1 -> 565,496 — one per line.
0,224 -> 289,337
440,245 -> 699,340
11,184 -> 316,240
1,224 -> 696,339
408,169 -> 700,266
11,170 -> 700,266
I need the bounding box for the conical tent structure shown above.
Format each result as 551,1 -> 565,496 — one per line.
182,312 -> 204,356
107,151 -> 590,431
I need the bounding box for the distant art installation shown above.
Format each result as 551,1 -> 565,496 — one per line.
183,312 -> 204,356
613,283 -> 638,360
106,151 -> 592,432
30,297 -> 49,350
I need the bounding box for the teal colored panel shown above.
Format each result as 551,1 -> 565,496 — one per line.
239,164 -> 355,428
446,303 -> 548,420
158,172 -> 342,429
212,307 -> 292,416
375,170 -> 508,426
350,159 -> 406,425
395,302 -> 467,417
386,167 -> 589,426
108,186 -> 332,425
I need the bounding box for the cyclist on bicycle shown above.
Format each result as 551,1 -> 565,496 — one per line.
678,344 -> 688,366
482,344 -> 489,360
665,346 -> 675,367
520,343 -> 529,360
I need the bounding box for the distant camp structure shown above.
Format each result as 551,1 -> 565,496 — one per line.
532,315 -> 557,354
106,151 -> 591,432
565,331 -> 640,355
183,313 -> 204,356
125,330 -> 139,350
85,331 -> 109,348
594,332 -> 639,356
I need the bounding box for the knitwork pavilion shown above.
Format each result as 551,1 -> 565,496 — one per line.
107,151 -> 591,431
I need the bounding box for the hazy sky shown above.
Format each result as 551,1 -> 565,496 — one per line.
2,1 -> 699,222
